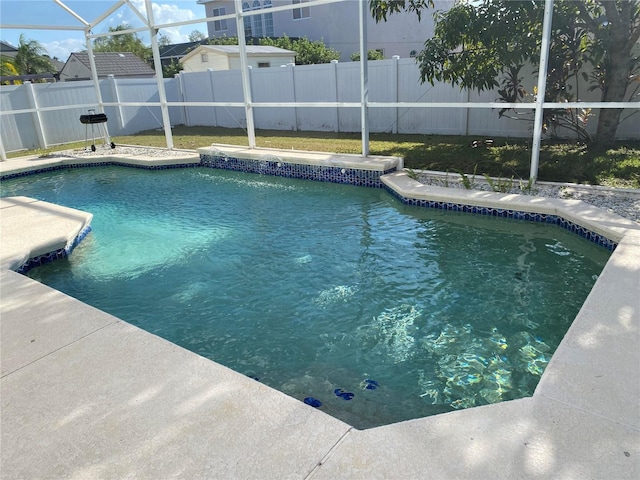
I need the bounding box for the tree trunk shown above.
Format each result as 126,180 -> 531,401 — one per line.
594,0 -> 639,147
594,48 -> 629,148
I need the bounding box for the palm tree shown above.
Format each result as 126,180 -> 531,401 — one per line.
14,34 -> 54,75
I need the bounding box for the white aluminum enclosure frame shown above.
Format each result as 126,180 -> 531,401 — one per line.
0,0 -> 637,182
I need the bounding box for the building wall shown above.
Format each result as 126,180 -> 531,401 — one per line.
182,49 -> 295,72
59,57 -> 92,81
182,50 -> 230,72
201,0 -> 437,62
227,54 -> 295,69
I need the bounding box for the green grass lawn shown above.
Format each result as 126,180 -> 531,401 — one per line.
8,126 -> 640,188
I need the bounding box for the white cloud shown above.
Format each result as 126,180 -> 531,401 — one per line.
43,38 -> 86,61
128,0 -> 206,43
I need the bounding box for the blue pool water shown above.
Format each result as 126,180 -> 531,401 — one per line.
1,166 -> 610,428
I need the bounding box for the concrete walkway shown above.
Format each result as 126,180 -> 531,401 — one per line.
1,154 -> 639,479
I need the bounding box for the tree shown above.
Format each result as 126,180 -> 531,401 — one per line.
351,49 -> 385,61
260,35 -> 340,65
206,35 -> 340,64
93,24 -> 151,62
13,34 -> 55,75
1,57 -> 21,84
206,35 -> 242,46
370,0 -> 640,147
158,34 -> 171,47
162,59 -> 183,78
189,30 -> 207,42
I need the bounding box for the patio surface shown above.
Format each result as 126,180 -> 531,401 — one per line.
1,151 -> 639,479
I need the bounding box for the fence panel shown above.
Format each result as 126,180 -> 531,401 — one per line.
36,82 -> 99,146
251,67 -> 297,131
335,62 -> 361,132
113,78 -> 165,134
292,63 -> 339,132
163,78 -> 185,127
0,85 -> 35,151
396,59 -> 465,135
368,59 -> 398,133
2,59 -> 638,153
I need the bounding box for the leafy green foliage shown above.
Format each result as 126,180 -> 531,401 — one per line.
189,30 -> 207,42
162,59 -> 183,78
351,50 -> 385,61
369,0 -> 640,147
206,35 -> 243,46
206,35 -> 339,64
260,35 -> 340,65
1,56 -> 20,82
458,165 -> 478,189
483,173 -> 514,193
93,24 -> 151,62
370,0 -> 434,22
13,34 -> 55,75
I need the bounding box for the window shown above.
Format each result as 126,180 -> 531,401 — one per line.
257,62 -> 270,68
252,0 -> 264,37
242,2 -> 252,36
292,0 -> 310,20
263,0 -> 274,37
212,7 -> 227,32
201,53 -> 208,63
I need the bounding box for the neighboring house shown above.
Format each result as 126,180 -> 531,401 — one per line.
179,44 -> 296,72
197,0 -> 440,62
159,39 -> 209,68
59,52 -> 155,81
0,40 -> 18,59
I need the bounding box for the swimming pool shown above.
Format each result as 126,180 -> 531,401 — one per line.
0,165 -> 610,428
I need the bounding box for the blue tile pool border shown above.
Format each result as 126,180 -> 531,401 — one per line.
199,154 -> 396,188
0,161 -> 198,181
383,185 -> 618,251
15,224 -> 93,274
2,154 -> 618,273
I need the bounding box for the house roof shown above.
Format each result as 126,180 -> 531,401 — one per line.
180,44 -> 296,64
47,57 -> 65,72
0,40 -> 18,57
206,45 -> 297,56
63,52 -> 155,77
159,40 -> 207,60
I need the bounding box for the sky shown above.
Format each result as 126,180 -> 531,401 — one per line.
0,0 -> 210,60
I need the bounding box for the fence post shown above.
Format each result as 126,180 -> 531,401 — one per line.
358,0 -> 370,156
108,75 -> 124,134
289,63 -> 298,131
207,69 -> 219,127
176,72 -> 189,127
331,60 -> 339,132
392,56 -> 400,134
24,82 -> 47,149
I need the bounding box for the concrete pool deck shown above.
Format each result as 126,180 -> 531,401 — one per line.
1,151 -> 639,478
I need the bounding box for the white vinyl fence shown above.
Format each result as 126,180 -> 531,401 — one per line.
1,57 -> 638,153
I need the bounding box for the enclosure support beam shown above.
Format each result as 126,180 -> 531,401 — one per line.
530,0 -> 554,182
145,0 -> 174,150
235,0 -> 257,148
84,32 -> 112,144
359,0 -> 370,157
0,131 -> 7,162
